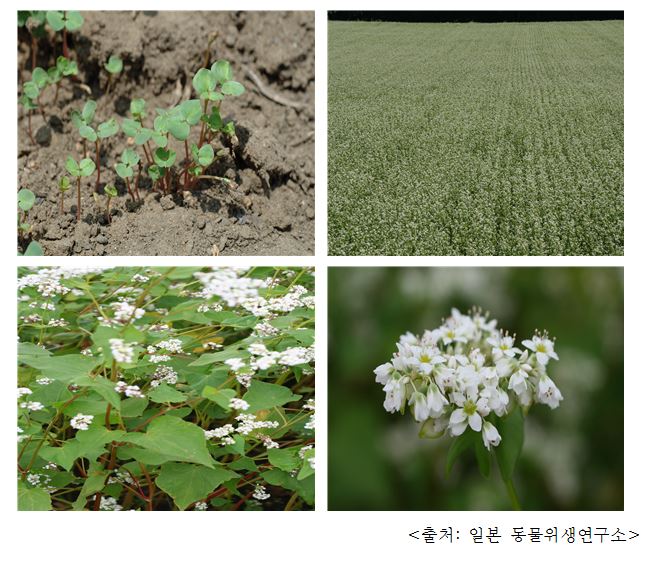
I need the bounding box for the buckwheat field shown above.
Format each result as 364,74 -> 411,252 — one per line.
328,20 -> 623,256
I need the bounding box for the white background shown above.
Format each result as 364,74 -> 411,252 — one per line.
3,1 -> 656,562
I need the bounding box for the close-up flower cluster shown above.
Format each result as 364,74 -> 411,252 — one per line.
17,266 -> 314,511
375,308 -> 562,451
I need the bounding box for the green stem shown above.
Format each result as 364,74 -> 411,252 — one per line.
504,479 -> 521,510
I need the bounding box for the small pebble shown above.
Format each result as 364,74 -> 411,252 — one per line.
35,126 -> 52,147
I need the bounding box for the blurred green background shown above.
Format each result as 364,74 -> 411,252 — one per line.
328,267 -> 623,510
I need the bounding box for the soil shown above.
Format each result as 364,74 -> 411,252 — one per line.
17,11 -> 315,256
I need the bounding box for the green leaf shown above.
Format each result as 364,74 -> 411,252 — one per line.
243,380 -> 302,412
104,184 -> 118,198
262,469 -> 314,505
18,353 -> 101,383
268,448 -> 300,472
135,128 -> 152,145
211,60 -> 232,83
115,163 -> 132,179
124,416 -> 215,468
104,55 -> 123,74
121,148 -> 139,167
18,483 -> 52,511
148,384 -> 187,404
72,461 -> 108,510
81,100 -> 97,124
56,56 -> 77,76
23,241 -> 44,256
156,462 -> 238,510
72,375 -> 121,410
445,431 -> 474,477
197,144 -> 214,166
65,155 -> 79,176
179,99 -> 203,125
18,342 -> 52,360
166,118 -> 190,141
122,118 -> 140,137
79,158 -> 96,177
32,67 -> 49,88
495,406 -> 524,481
154,148 -> 175,168
41,427 -> 124,471
201,386 -> 235,409
286,328 -> 315,347
130,98 -> 146,119
64,11 -> 84,31
23,81 -> 39,99
119,397 -> 148,418
46,11 -> 65,31
78,124 -> 97,142
221,81 -> 245,96
147,165 -> 162,181
18,188 -> 36,211
97,118 -> 118,138
192,68 -> 216,94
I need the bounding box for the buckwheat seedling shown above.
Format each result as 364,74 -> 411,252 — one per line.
65,156 -> 96,221
17,188 -> 43,256
104,55 -> 123,95
104,184 -> 118,223
48,56 -> 78,103
114,149 -> 141,201
45,11 -> 83,58
19,11 -> 47,70
57,176 -> 71,214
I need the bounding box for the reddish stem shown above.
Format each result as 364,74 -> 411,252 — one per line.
76,177 -> 81,221
126,177 -> 136,202
62,28 -> 68,58
183,139 -> 190,190
95,139 -> 101,190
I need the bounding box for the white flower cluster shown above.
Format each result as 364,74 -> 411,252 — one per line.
229,398 -> 250,411
109,338 -> 135,364
258,433 -> 280,449
146,338 -> 184,363
20,400 -> 44,411
205,413 -> 280,444
254,321 -> 279,337
17,387 -> 32,398
99,496 -> 122,511
194,501 -> 208,511
36,377 -> 53,385
70,413 -> 94,431
17,268 -> 102,297
132,273 -> 150,283
111,301 -> 145,323
114,381 -> 144,398
150,365 -> 178,388
374,308 -> 563,450
253,484 -> 270,501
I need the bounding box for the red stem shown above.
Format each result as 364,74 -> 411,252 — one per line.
62,28 -> 68,58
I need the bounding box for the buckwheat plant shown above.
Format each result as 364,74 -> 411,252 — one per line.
18,267 -> 315,511
374,307 -> 562,509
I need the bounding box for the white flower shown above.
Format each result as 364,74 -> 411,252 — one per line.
374,362 -> 394,385
409,391 -> 430,422
382,374 -> 408,413
194,501 -> 208,510
482,421 -> 502,450
426,383 -> 448,417
448,388 -> 490,435
109,338 -> 135,363
229,398 -> 250,411
36,378 -> 53,385
536,375 -> 563,409
522,335 -> 559,365
20,401 -> 44,411
114,381 -> 144,398
406,345 -> 445,375
70,413 -> 94,431
99,496 -> 122,511
17,387 -> 33,398
487,333 -> 522,360
225,358 -> 245,371
253,484 -> 270,501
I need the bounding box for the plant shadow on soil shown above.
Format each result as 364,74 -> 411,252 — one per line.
17,11 -> 315,256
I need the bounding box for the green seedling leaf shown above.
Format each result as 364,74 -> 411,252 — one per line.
64,11 -> 83,31
58,177 -> 71,192
156,463 -> 238,510
104,55 -> 123,74
122,118 -> 140,137
222,120 -> 236,136
221,81 -> 245,96
23,241 -> 44,256
47,66 -> 61,83
23,81 -> 39,100
32,67 -> 49,89
194,143 -> 214,166
152,133 -> 168,147
81,100 -> 97,124
65,156 -> 80,176
135,128 -> 152,145
495,405 -> 525,481
192,68 -> 216,94
98,118 -> 118,139
19,94 -> 37,110
202,106 -> 223,131
154,148 -> 175,168
165,118 -> 190,141
121,149 -> 139,167
147,165 -> 162,181
78,125 -> 97,142
70,110 -> 83,130
46,11 -> 65,31
56,56 -> 78,76
18,189 -> 36,211
79,158 -> 96,177
201,90 -> 223,102
130,98 -> 146,119
210,60 -> 232,83
114,163 -> 133,179
179,99 -> 203,125
104,184 -> 118,198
